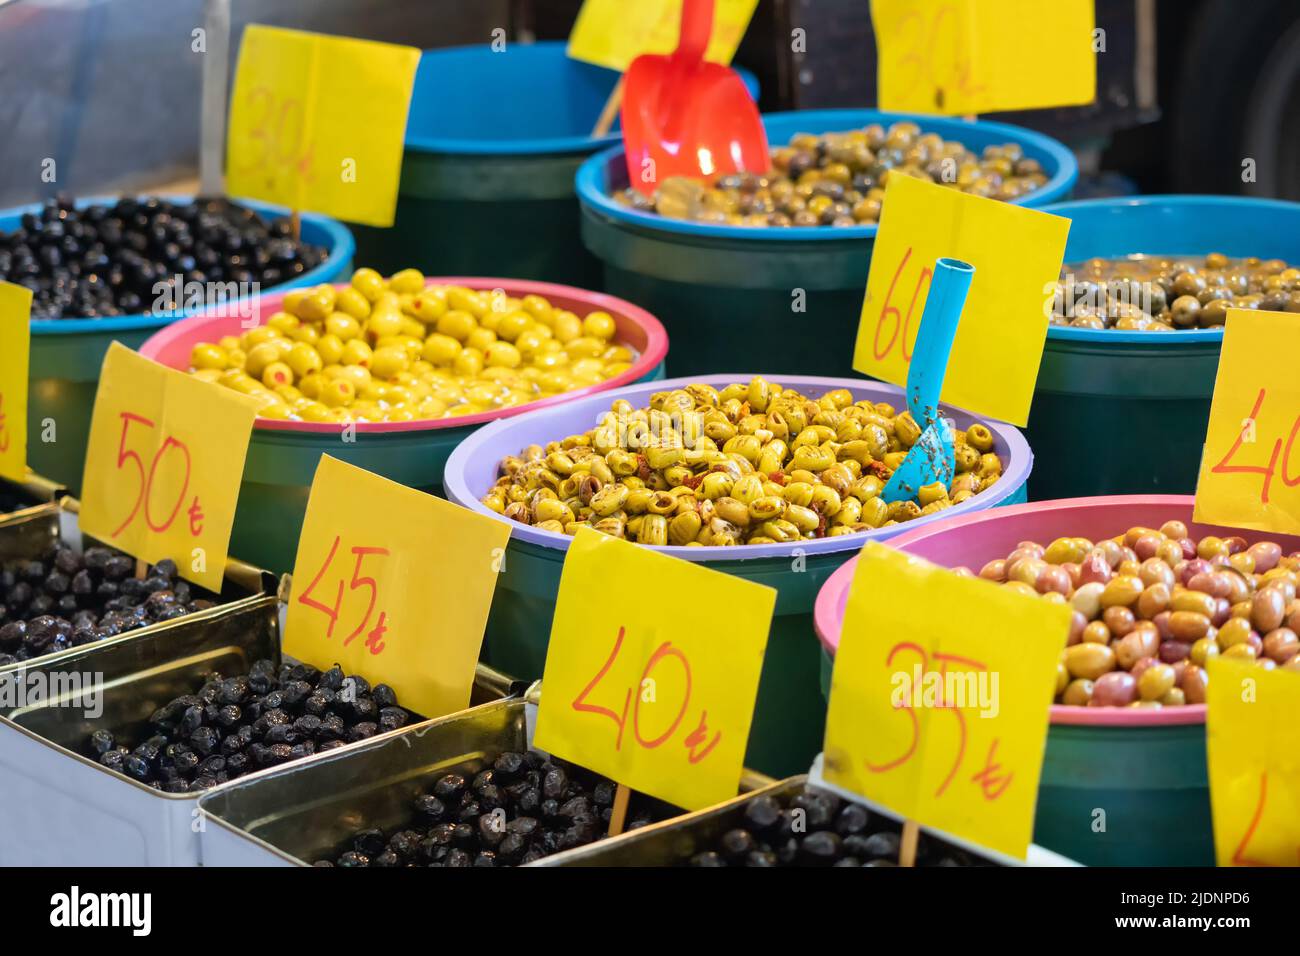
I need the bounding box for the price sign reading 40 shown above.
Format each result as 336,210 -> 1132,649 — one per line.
284,456 -> 510,720
823,542 -> 1069,860
534,528 -> 775,812
80,344 -> 258,592
1206,659 -> 1300,866
1195,309 -> 1300,535
0,281 -> 33,483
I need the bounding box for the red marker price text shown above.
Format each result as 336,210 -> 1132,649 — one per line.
112,412 -> 204,538
1209,387 -> 1300,505
297,534 -> 391,655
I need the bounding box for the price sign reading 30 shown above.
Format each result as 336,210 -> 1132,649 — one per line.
534,528 -> 775,812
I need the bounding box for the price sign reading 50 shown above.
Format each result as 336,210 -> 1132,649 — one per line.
80,344 -> 257,592
535,528 -> 775,812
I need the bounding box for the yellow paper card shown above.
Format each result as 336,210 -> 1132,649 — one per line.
853,174 -> 1069,426
871,0 -> 1096,115
284,456 -> 511,720
226,25 -> 419,227
1207,659 -> 1300,866
80,344 -> 257,591
568,0 -> 758,72
1194,309 -> 1300,536
534,527 -> 774,811
0,282 -> 32,483
823,542 -> 1068,860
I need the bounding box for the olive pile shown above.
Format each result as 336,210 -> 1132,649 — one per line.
89,660 -> 409,793
615,122 -> 1049,228
0,547 -> 212,665
0,195 -> 325,321
960,523 -> 1300,708
1051,253 -> 1300,331
319,751 -> 652,867
485,377 -> 1004,545
689,787 -> 981,867
186,269 -> 633,424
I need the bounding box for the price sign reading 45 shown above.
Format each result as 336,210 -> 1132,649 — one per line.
534,528 -> 775,812
0,281 -> 33,483
284,456 -> 510,720
1195,309 -> 1300,535
823,542 -> 1069,860
80,343 -> 258,592
1206,659 -> 1300,866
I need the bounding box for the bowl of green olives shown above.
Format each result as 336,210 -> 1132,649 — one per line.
814,494 -> 1300,866
444,373 -> 1032,779
1030,195 -> 1300,499
576,109 -> 1077,377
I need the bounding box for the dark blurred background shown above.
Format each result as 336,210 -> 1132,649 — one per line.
1,0 -> 1297,206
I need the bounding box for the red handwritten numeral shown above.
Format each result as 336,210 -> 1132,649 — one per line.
1209,388 -> 1300,504
297,536 -> 392,655
298,535 -> 344,637
110,412 -> 196,538
873,247 -> 932,362
239,86 -> 314,182
893,3 -> 986,106
572,626 -> 633,750
0,392 -> 9,453
344,546 -> 389,647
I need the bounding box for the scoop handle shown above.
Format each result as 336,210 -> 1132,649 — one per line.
907,257 -> 974,430
675,0 -> 714,66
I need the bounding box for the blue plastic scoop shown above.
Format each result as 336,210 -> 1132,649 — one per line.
882,257 -> 975,503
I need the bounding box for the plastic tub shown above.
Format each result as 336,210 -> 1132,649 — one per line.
1030,196 -> 1300,499
5,196 -> 354,494
139,277 -> 668,574
350,41 -> 758,287
443,373 -> 1032,778
812,494 -> 1300,866
576,109 -> 1078,378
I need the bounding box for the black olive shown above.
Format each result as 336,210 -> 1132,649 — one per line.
493,751 -> 524,779
413,795 -> 445,820
377,707 -> 407,731
353,828 -> 386,856
835,803 -> 871,836
433,773 -> 466,801
743,794 -> 783,831
90,729 -> 115,755
720,828 -> 756,859
799,830 -> 842,865
792,790 -> 840,829
855,830 -> 900,860
746,850 -> 779,867
337,851 -> 370,867
690,852 -> 727,867
542,766 -> 568,800
318,665 -> 345,691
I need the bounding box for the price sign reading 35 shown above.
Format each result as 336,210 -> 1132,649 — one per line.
80,344 -> 258,592
534,528 -> 775,812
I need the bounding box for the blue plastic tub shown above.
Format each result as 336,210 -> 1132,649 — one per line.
351,41 -> 758,286
1,195 -> 354,494
576,109 -> 1078,378
1030,196 -> 1300,500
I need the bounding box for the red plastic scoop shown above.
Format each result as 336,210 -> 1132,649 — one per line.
620,0 -> 769,197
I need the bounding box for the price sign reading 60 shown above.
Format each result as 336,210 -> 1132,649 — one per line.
80,344 -> 258,592
534,528 -> 775,812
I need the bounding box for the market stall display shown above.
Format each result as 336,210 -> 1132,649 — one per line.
812,495 -> 1300,866
139,277 -> 668,573
576,110 -> 1077,377
443,373 -> 1031,778
1030,195 -> 1300,499
4,196 -> 354,494
350,41 -> 758,286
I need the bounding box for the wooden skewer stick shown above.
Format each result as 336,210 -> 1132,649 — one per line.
290,209 -> 302,244
899,819 -> 920,867
607,782 -> 632,836
592,76 -> 626,138
134,558 -> 149,580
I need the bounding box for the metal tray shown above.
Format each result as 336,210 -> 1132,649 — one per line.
197,693 -> 775,867
0,472 -> 66,517
0,591 -> 519,867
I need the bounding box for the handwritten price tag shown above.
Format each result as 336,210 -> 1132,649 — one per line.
533,528 -> 774,811
1207,659 -> 1300,866
80,343 -> 258,591
823,542 -> 1068,859
226,25 -> 419,227
871,0 -> 1096,115
567,0 -> 758,72
0,282 -> 32,483
284,456 -> 510,719
1194,309 -> 1300,535
852,174 -> 1069,426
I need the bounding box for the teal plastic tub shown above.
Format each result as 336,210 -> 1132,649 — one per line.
576,110 -> 1078,378
4,197 -> 354,495
1030,196 -> 1300,499
351,41 -> 757,287
138,277 -> 668,574
443,374 -> 1033,779
811,494 -> 1300,866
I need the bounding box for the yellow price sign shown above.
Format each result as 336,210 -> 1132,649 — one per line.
1194,309 -> 1300,536
533,528 -> 774,811
284,456 -> 511,720
226,25 -> 420,227
871,0 -> 1097,115
0,282 -> 32,483
568,0 -> 758,72
853,174 -> 1069,426
80,343 -> 258,592
823,542 -> 1068,860
1207,659 -> 1300,866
